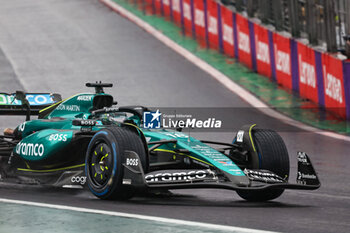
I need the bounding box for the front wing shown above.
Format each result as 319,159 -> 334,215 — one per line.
122,151 -> 321,191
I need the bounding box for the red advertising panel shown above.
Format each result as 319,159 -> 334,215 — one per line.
172,0 -> 182,26
254,24 -> 271,78
193,0 -> 206,46
182,0 -> 192,36
163,0 -> 172,19
273,33 -> 292,89
236,13 -> 252,68
297,42 -> 318,103
322,53 -> 346,118
134,0 -> 144,11
145,0 -> 154,15
220,5 -> 234,57
206,0 -> 219,50
155,0 -> 162,15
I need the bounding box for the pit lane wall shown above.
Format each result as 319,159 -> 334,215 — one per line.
133,0 -> 350,119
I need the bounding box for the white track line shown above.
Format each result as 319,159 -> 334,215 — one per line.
0,198 -> 276,233
100,0 -> 350,142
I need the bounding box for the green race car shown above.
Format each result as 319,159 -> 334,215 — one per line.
0,82 -> 320,201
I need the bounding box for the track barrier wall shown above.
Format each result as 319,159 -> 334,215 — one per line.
137,0 -> 350,119
220,5 -> 234,58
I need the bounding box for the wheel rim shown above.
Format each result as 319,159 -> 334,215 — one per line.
88,141 -> 113,187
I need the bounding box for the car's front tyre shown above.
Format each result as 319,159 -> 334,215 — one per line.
236,129 -> 290,202
85,127 -> 147,200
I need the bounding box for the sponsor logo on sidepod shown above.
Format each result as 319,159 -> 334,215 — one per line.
18,122 -> 26,132
16,143 -> 44,157
49,133 -> 68,142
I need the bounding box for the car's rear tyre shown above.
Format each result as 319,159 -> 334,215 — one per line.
236,129 -> 290,202
85,127 -> 147,200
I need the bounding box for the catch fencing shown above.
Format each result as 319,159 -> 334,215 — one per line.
223,0 -> 350,53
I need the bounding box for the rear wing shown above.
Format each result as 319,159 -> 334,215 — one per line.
0,92 -> 62,116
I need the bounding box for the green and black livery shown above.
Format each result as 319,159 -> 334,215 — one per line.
0,82 -> 320,202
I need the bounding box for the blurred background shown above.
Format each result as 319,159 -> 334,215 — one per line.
220,0 -> 350,54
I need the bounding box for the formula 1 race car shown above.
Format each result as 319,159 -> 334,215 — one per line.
0,82 -> 320,201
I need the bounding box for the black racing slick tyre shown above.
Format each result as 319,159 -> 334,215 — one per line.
85,127 -> 147,200
237,129 -> 290,202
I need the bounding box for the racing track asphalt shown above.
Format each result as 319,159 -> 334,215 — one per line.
0,0 -> 349,232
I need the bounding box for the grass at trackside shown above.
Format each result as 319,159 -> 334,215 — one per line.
112,0 -> 350,134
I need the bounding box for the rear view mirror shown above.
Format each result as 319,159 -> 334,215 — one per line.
50,93 -> 62,102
